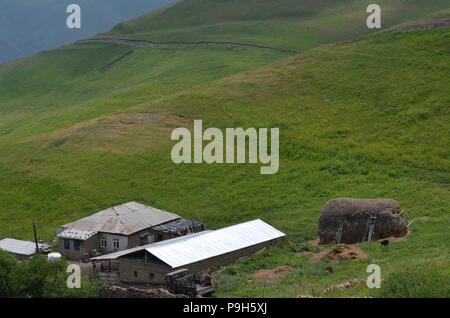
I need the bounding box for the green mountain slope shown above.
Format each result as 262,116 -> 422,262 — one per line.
101,0 -> 450,52
0,1 -> 448,297
0,43 -> 289,143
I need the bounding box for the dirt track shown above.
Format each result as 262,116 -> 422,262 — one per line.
77,37 -> 297,54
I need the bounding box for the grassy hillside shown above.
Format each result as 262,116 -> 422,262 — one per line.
101,0 -> 450,52
0,0 -> 448,297
0,43 -> 288,142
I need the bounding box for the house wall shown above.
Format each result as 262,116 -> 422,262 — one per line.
97,228 -> 168,254
60,221 -> 204,262
147,230 -> 176,243
127,229 -> 149,248
98,233 -> 129,254
59,226 -> 185,260
118,254 -> 171,285
59,235 -> 99,261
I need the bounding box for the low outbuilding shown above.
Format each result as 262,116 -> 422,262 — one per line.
92,219 -> 285,285
0,238 -> 50,260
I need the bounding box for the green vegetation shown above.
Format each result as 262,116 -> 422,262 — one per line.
0,43 -> 288,142
0,0 -> 448,297
372,264 -> 450,298
0,250 -> 100,297
102,0 -> 450,52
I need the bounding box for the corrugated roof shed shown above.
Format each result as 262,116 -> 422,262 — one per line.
0,238 -> 49,256
62,202 -> 180,235
146,219 -> 285,268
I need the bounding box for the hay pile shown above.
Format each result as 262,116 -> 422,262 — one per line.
312,244 -> 367,262
317,198 -> 408,244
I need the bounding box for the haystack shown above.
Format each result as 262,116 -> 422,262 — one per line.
317,198 -> 408,244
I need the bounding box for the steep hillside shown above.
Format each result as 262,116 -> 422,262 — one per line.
0,44 -> 288,144
101,0 -> 450,52
0,26 -> 449,295
0,1 -> 448,297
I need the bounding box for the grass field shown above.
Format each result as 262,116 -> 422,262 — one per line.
0,0 -> 448,297
101,0 -> 450,52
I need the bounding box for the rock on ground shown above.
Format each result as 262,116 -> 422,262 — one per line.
100,285 -> 187,298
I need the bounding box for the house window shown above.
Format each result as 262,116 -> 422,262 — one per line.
100,238 -> 107,248
134,271 -> 138,278
64,239 -> 70,250
74,240 -> 81,251
149,273 -> 154,280
113,238 -> 120,249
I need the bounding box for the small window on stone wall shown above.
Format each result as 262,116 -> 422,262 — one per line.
134,271 -> 138,278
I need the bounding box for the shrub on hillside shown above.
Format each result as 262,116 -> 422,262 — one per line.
0,252 -> 101,298
0,250 -> 20,297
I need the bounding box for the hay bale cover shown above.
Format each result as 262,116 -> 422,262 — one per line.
317,198 -> 408,244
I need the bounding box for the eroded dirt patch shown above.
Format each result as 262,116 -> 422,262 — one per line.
21,112 -> 189,154
250,266 -> 295,283
305,238 -> 321,246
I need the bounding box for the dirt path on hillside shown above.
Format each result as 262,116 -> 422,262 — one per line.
77,37 -> 297,54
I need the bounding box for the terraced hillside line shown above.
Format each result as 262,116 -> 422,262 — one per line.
77,37 -> 298,54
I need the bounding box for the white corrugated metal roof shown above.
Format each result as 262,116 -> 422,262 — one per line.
62,202 -> 180,235
146,219 -> 285,268
91,230 -> 213,261
57,229 -> 98,240
0,238 -> 49,256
